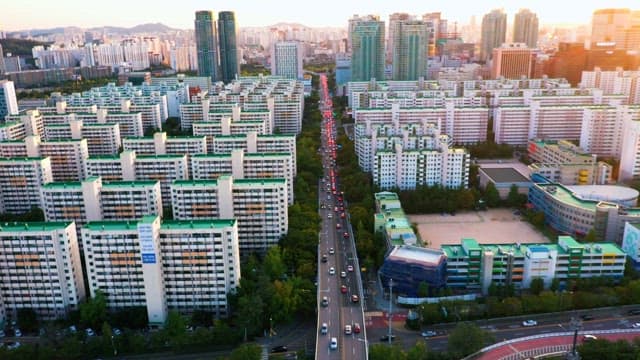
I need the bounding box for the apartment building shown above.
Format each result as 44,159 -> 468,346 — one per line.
355,122 -> 469,189
442,236 -> 626,294
19,136 -> 90,182
581,67 -> 640,104
41,176 -> 162,230
190,117 -> 268,138
134,155 -> 189,205
44,120 -> 122,156
373,192 -> 418,247
0,157 -> 53,213
180,100 -> 273,133
190,149 -> 294,204
39,102 -> 143,138
5,109 -> 44,138
81,216 -> 239,324
0,221 -> 86,319
171,175 -> 288,254
123,132 -> 207,156
527,140 -> 612,185
618,106 -> 640,181
0,121 -> 27,141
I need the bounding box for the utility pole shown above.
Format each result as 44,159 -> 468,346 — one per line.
566,317 -> 582,360
388,278 -> 393,345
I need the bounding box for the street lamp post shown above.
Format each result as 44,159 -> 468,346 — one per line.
388,278 -> 393,345
566,317 -> 582,360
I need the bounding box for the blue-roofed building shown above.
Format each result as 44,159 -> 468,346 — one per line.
379,245 -> 447,297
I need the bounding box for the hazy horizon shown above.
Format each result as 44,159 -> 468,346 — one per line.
3,0 -> 639,32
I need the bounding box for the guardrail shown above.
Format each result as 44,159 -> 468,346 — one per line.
464,329 -> 640,360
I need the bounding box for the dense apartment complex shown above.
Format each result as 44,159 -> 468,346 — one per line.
355,122 -> 470,189
0,157 -> 53,213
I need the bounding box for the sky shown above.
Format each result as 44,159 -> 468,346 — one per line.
3,0 -> 640,31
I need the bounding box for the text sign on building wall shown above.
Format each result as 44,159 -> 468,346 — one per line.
139,223 -> 156,264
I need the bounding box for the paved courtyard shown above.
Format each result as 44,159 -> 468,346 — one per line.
408,208 -> 549,249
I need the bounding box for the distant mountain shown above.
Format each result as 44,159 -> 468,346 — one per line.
8,23 -> 180,37
90,23 -> 178,34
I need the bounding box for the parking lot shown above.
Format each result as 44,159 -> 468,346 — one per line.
408,209 -> 549,249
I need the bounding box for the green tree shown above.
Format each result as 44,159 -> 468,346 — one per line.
447,322 -> 492,357
263,246 -> 286,281
165,310 -> 187,338
229,343 -> 263,360
369,344 -> 407,360
530,278 -> 545,295
80,290 -> 107,330
484,183 -> 501,208
550,278 -> 560,292
16,308 -> 38,333
506,184 -> 523,208
406,341 -> 430,360
583,229 -> 598,242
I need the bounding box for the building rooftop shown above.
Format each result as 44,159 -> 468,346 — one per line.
102,180 -> 159,188
480,167 -> 531,183
0,221 -> 73,232
565,185 -> 639,203
387,245 -> 446,266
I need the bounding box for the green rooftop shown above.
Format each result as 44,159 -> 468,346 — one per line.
42,181 -> 82,189
161,219 -> 236,230
172,179 -> 219,186
137,154 -> 186,160
84,220 -> 139,231
234,178 -> 286,185
0,221 -> 74,232
0,156 -> 46,162
103,180 -> 159,188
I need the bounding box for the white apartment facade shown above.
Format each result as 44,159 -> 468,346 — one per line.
171,175 -> 288,254
81,216 -> 240,324
0,221 -> 86,319
0,157 -> 53,214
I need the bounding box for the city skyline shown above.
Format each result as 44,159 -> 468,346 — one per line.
3,0 -> 640,31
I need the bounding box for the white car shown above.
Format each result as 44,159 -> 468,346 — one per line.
13,329 -> 22,337
347,265 -> 354,272
330,337 -> 338,350
340,271 -> 347,278
321,323 -> 328,335
329,267 -> 335,275
631,322 -> 640,329
522,320 -> 538,327
421,330 -> 437,337
344,325 -> 352,335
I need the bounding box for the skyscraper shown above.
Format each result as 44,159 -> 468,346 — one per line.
513,9 -> 539,48
591,8 -> 640,50
387,13 -> 412,64
391,20 -> 429,80
218,11 -> 240,83
0,80 -> 18,119
350,15 -> 385,82
0,43 -> 5,75
195,10 -> 220,81
271,41 -> 303,79
481,9 -> 507,61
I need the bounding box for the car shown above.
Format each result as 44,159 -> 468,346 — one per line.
343,232 -> 349,238
421,330 -> 437,338
522,320 -> 538,327
340,271 -> 347,278
580,314 -> 595,321
353,323 -> 361,334
5,341 -> 20,350
380,334 -> 396,342
321,296 -> 329,307
329,248 -> 335,255
351,294 -> 359,303
69,325 -> 77,333
341,285 -> 348,294
330,337 -> 338,350
271,345 -> 288,353
327,213 -> 333,219
336,223 -> 341,229
329,267 -> 335,275
113,328 -> 122,336
321,254 -> 328,263
13,329 -> 21,337
85,328 -> 95,337
321,323 -> 328,335
628,309 -> 640,315
340,212 -> 346,219
631,323 -> 640,328
583,335 -> 598,341
347,265 -> 354,272
344,325 -> 352,335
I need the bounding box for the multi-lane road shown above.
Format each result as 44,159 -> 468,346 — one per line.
315,73 -> 367,360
